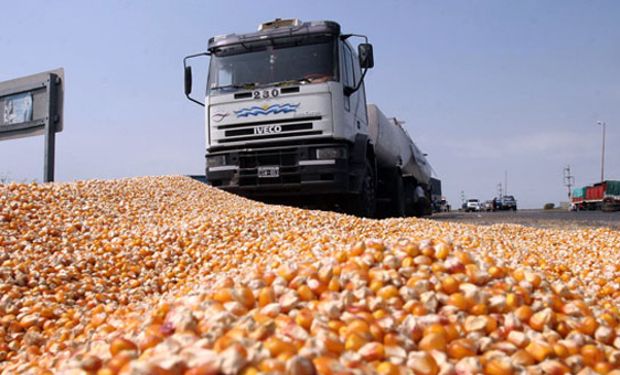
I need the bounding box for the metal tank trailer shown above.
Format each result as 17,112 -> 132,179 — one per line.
367,104 -> 433,216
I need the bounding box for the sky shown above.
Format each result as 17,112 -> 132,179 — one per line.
0,0 -> 618,209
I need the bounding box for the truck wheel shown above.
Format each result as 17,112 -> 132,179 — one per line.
424,196 -> 433,216
393,174 -> 406,217
411,187 -> 431,217
413,199 -> 429,217
351,160 -> 376,218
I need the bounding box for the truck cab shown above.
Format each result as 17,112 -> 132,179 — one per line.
184,19 -> 431,217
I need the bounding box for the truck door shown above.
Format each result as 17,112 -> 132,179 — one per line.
342,42 -> 368,136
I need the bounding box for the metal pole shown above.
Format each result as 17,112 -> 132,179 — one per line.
597,121 -> 606,182
44,123 -> 55,183
44,74 -> 59,183
563,165 -> 574,200
602,122 -> 606,182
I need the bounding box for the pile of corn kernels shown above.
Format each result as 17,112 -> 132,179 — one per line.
1,176 -> 620,374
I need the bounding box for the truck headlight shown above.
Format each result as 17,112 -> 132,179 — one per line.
316,147 -> 346,159
207,155 -> 226,167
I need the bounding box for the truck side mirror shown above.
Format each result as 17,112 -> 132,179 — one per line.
183,52 -> 209,107
184,66 -> 193,95
358,43 -> 374,69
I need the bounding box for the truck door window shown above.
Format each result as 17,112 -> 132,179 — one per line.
345,43 -> 368,124
342,45 -> 355,88
350,50 -> 368,125
342,44 -> 354,111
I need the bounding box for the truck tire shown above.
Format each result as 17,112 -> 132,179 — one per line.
349,159 -> 376,218
410,186 -> 430,217
413,200 -> 425,217
393,174 -> 406,217
423,193 -> 433,216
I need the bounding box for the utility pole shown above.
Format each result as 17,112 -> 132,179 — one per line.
596,121 -> 606,182
497,183 -> 503,198
504,170 -> 508,196
563,165 -> 575,200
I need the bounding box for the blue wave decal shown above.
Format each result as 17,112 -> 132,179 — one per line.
234,103 -> 300,118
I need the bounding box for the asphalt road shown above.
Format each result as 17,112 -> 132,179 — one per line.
430,209 -> 620,231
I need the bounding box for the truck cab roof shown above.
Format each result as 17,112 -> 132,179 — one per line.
208,19 -> 341,53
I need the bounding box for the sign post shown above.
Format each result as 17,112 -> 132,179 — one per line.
0,69 -> 64,182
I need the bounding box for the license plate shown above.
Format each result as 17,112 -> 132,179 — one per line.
258,166 -> 279,178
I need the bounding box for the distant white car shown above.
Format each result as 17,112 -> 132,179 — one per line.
482,200 -> 494,211
465,199 -> 481,212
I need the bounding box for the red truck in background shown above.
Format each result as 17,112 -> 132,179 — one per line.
572,180 -> 620,212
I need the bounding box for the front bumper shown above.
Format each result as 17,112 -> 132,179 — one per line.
205,143 -> 354,197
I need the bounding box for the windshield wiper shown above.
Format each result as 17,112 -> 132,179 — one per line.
213,78 -> 314,91
274,78 -> 311,87
211,82 -> 257,90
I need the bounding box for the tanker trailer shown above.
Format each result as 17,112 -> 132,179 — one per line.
367,104 -> 433,216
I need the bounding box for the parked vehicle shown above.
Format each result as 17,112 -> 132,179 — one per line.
431,178 -> 441,213
183,19 -> 433,217
482,200 -> 494,211
433,198 -> 450,212
586,183 -> 605,207
572,180 -> 620,211
430,178 -> 450,212
496,195 -> 517,211
603,181 -> 620,211
438,199 -> 451,212
465,199 -> 481,212
570,187 -> 586,211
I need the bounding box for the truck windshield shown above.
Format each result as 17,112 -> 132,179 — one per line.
208,37 -> 336,92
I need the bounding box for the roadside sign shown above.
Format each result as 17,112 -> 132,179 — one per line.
0,69 -> 64,182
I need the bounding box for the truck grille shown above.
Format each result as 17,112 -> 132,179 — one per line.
216,116 -> 322,144
225,123 -> 313,137
238,148 -> 301,186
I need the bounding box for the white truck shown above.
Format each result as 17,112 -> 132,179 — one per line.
184,19 -> 433,217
